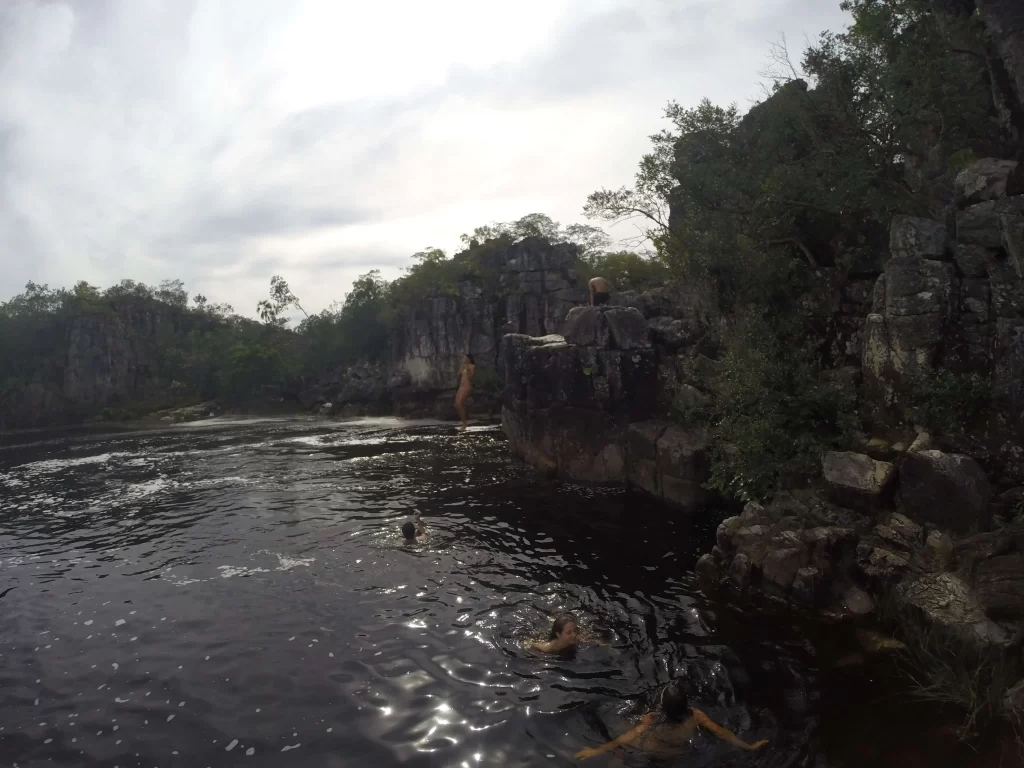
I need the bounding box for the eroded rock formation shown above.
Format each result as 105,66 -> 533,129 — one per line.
389,238 -> 585,417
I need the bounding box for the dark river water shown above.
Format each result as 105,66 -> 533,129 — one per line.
0,417 -> 1016,768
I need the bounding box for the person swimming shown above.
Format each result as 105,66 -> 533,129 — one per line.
530,613 -> 579,654
575,679 -> 768,759
401,513 -> 427,543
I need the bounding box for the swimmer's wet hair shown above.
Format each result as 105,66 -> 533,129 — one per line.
660,680 -> 689,722
402,521 -> 416,539
465,353 -> 474,363
549,613 -> 578,640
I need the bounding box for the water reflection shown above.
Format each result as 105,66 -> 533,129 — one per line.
0,417 -> 1006,767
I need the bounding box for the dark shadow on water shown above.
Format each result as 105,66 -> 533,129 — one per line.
0,417 -> 1017,767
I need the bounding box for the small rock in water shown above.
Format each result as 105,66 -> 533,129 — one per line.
856,628 -> 906,653
225,739 -> 238,752
844,586 -> 874,615
246,747 -> 255,756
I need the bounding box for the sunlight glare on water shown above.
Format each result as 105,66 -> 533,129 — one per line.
0,416 -> 905,767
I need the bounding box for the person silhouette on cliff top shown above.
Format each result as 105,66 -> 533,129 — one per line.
589,276 -> 612,306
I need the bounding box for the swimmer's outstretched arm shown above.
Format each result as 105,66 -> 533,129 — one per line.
691,708 -> 768,751
575,713 -> 655,759
415,513 -> 427,537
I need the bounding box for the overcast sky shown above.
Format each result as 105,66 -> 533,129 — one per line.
1,0 -> 851,318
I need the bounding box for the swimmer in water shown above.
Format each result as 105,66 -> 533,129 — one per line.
401,513 -> 427,543
575,680 -> 768,760
530,613 -> 579,654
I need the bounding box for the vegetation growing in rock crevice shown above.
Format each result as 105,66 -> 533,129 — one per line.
590,0 -> 1012,500
875,589 -> 1023,742
686,311 -> 859,502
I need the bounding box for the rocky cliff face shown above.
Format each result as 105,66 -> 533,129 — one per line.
499,164 -> 1024,698
0,304 -> 182,429
388,238 -> 585,418
864,162 -> 1024,471
500,297 -> 722,510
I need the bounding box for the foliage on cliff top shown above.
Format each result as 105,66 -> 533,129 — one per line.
388,213 -> 659,305
0,278 -> 283,416
587,0 -> 999,286
595,0 -> 1005,499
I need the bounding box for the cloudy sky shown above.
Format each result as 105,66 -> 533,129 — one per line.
1,0 -> 850,318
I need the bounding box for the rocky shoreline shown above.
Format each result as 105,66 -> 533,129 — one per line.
498,158 -> 1024,722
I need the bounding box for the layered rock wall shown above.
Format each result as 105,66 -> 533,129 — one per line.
864,163 -> 1024,471
389,238 -> 585,417
501,304 -> 717,508
0,303 -> 190,429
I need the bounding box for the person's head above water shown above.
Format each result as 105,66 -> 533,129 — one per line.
401,521 -> 417,540
548,613 -> 579,643
660,680 -> 690,722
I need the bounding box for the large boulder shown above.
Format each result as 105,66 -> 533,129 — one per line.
889,215 -> 948,260
956,195 -> 1024,247
822,451 -> 896,509
955,158 -> 1020,205
561,306 -> 650,350
862,253 -> 956,408
973,553 -> 1024,620
763,546 -> 809,592
900,450 -> 992,533
896,572 -> 1010,649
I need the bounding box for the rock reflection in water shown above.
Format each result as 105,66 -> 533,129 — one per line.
0,417 -> 1010,767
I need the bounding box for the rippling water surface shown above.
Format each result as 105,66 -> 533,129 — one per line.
0,417 -> 1013,767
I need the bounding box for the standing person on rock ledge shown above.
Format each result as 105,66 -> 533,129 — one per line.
588,276 -> 612,306
455,353 -> 475,432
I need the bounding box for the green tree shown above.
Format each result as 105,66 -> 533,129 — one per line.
578,250 -> 669,292
257,275 -> 308,326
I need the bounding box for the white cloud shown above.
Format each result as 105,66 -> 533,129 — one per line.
0,0 -> 850,318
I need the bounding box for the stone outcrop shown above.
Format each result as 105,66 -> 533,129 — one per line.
501,306 -> 665,486
151,401 -> 221,423
899,450 -> 992,533
299,361 -> 389,416
863,182 -> 1024,472
697,490 -> 867,603
955,158 -> 1020,205
701,477 -> 1023,649
500,285 -> 723,509
390,238 -> 585,418
697,439 -> 1023,667
862,248 -> 955,406
896,572 -> 1011,648
822,451 -> 896,510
